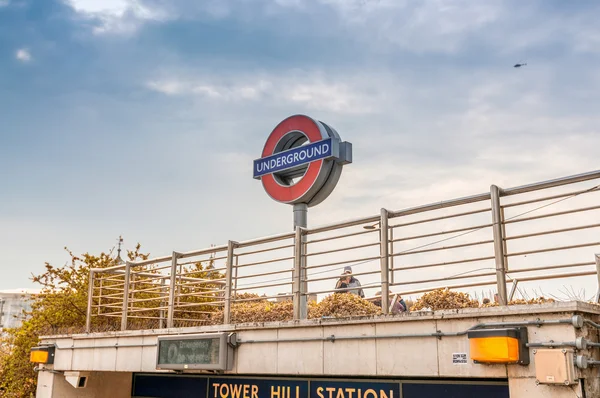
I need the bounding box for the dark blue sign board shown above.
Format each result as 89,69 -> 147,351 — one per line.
253,138 -> 336,179
132,374 -> 508,398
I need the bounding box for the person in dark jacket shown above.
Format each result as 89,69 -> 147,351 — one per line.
335,266 -> 364,298
373,291 -> 407,314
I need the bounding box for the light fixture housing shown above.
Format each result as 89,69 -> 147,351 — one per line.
30,345 -> 55,365
468,327 -> 529,365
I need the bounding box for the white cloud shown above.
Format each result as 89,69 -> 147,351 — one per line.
64,0 -> 169,34
0,0 -> 9,7
145,72 -> 378,114
15,48 -> 31,62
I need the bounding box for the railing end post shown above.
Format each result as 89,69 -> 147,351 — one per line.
380,208 -> 390,314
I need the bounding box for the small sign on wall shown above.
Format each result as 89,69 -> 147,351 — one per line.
452,353 -> 468,365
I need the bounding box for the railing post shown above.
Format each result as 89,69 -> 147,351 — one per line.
121,262 -> 131,331
491,185 -> 508,305
389,227 -> 395,285
85,270 -> 94,333
159,278 -> 166,329
167,252 -> 180,328
293,227 -> 307,320
595,254 -> 600,303
379,208 -> 390,314
224,241 -> 237,324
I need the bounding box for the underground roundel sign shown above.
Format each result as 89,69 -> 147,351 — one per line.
253,115 -> 352,207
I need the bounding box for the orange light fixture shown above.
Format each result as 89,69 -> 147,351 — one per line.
468,328 -> 529,365
30,345 -> 55,364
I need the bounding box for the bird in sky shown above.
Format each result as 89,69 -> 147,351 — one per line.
514,63 -> 527,68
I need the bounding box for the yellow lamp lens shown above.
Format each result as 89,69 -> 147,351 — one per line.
30,350 -> 49,364
470,336 -> 520,363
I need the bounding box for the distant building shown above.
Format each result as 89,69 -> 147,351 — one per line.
0,288 -> 40,330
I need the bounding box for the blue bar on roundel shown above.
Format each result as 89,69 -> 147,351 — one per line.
252,138 -> 335,179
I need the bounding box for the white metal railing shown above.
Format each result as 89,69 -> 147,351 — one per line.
86,170 -> 600,332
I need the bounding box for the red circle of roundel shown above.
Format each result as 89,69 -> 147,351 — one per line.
261,115 -> 327,203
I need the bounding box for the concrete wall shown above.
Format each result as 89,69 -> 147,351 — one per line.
38,302 -> 600,398
36,371 -> 132,398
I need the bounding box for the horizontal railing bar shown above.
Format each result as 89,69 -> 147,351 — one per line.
90,264 -> 127,273
508,262 -> 595,274
392,255 -> 495,272
128,256 -> 172,267
393,223 -> 493,243
305,255 -> 381,270
129,286 -> 168,295
507,242 -> 600,257
393,240 -> 494,257
501,169 -> 600,196
389,193 -> 491,218
307,241 -> 380,257
129,296 -> 169,304
306,228 -> 377,245
95,274 -> 126,282
392,271 -> 496,287
176,280 -> 225,290
178,245 -> 228,260
236,256 -> 294,268
91,295 -> 124,300
96,306 -> 165,316
304,270 -> 381,283
505,223 -> 600,241
235,243 -> 295,257
177,267 -> 227,277
390,207 -> 491,228
306,215 -> 381,235
502,186 -> 600,208
174,301 -> 224,309
236,232 -> 296,248
136,263 -> 173,272
234,269 -> 292,280
95,270 -> 171,280
504,205 -> 600,224
399,270 -> 597,296
129,274 -> 170,283
177,255 -> 228,266
176,276 -> 226,286
235,281 -> 293,291
96,286 -> 125,292
175,289 -> 223,298
91,303 -> 123,309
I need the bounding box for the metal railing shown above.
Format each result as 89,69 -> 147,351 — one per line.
86,170 -> 600,332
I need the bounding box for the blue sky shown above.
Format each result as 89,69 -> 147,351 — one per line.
1,0 -> 600,291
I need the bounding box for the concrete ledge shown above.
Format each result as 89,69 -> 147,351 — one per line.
42,301 -> 600,340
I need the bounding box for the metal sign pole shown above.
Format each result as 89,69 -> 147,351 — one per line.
293,203 -> 308,319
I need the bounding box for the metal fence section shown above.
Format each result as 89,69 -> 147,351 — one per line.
87,170 -> 600,331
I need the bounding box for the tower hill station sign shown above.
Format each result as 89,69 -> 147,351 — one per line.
253,114 -> 353,228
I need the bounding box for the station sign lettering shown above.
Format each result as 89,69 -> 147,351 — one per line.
210,377 -> 308,398
310,381 -> 399,398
